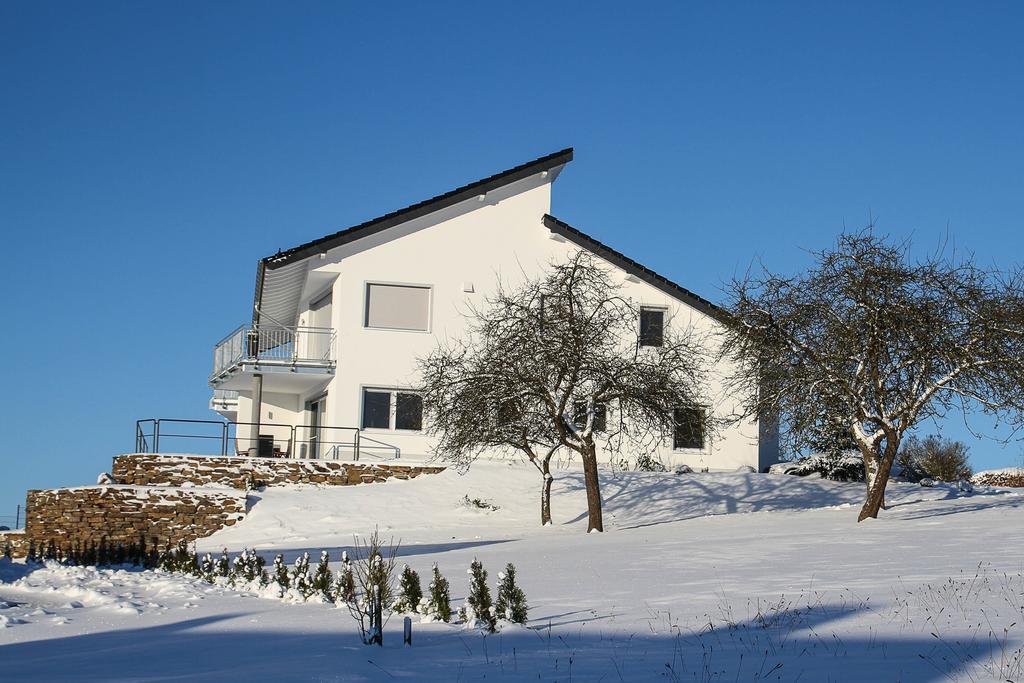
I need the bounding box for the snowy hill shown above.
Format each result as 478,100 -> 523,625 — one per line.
2,463 -> 1023,682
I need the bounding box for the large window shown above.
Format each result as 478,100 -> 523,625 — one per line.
365,283 -> 431,331
573,401 -> 607,433
673,406 -> 705,450
640,308 -> 665,347
361,388 -> 423,431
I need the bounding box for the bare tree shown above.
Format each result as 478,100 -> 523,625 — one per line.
720,230 -> 1024,521
345,530 -> 399,645
420,343 -> 563,525
420,252 -> 709,532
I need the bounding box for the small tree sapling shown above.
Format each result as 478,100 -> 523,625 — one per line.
311,550 -> 334,601
462,558 -> 497,633
494,563 -> 528,624
421,563 -> 452,623
393,564 -> 423,613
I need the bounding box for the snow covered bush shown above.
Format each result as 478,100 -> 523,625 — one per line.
215,549 -> 231,580
420,563 -> 452,623
460,495 -> 500,512
494,563 -> 528,624
392,564 -> 422,614
232,548 -> 268,586
461,558 -> 497,632
290,552 -> 314,599
634,454 -> 667,472
334,551 -> 356,603
272,554 -> 290,590
310,551 -> 333,601
159,541 -> 199,575
199,553 -> 215,583
673,464 -> 693,475
771,453 -> 865,482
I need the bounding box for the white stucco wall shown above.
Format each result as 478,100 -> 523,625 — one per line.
247,172 -> 774,472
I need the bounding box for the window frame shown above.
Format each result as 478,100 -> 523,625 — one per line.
639,306 -> 666,348
362,280 -> 433,333
672,405 -> 707,451
360,387 -> 425,432
573,400 -> 608,433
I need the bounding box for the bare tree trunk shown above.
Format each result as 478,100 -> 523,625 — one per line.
541,469 -> 553,526
858,439 -> 898,521
858,442 -> 886,515
580,442 -> 604,532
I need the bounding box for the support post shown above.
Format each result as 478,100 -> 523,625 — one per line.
250,373 -> 264,455
403,616 -> 412,646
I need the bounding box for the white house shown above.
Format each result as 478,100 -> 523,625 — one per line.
207,149 -> 779,471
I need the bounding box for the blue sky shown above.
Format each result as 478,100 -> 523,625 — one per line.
1,2 -> 1022,517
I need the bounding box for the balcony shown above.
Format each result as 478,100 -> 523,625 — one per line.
209,324 -> 336,391
209,389 -> 240,419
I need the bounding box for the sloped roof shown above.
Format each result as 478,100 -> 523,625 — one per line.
542,214 -> 727,322
264,147 -> 574,270
250,148 -> 726,328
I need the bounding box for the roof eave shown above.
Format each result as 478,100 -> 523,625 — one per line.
542,214 -> 727,323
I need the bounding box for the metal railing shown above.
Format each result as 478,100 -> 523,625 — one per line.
211,324 -> 336,379
135,418 -> 400,461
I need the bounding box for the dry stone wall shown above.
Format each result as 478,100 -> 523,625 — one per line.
14,453 -> 444,560
23,486 -> 247,553
112,453 -> 445,489
0,530 -> 28,559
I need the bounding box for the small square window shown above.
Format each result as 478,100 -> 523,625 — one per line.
673,406 -> 705,450
640,308 -> 664,347
573,401 -> 607,433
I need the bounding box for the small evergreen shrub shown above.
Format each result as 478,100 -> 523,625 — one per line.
420,563 -> 452,623
311,550 -> 334,601
216,549 -> 231,579
199,553 -> 216,583
335,551 -> 356,603
494,563 -> 528,624
393,564 -> 423,613
461,558 -> 496,632
273,553 -> 290,590
291,552 -> 313,598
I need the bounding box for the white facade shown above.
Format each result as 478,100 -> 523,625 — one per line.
210,150 -> 779,472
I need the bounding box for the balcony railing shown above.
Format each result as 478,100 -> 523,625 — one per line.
211,324 -> 336,381
135,418 -> 400,461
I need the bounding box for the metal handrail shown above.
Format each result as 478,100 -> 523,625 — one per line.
134,418 -> 400,461
210,324 -> 337,379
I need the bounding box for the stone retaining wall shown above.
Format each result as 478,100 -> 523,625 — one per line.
0,530 -> 28,559
112,453 -> 445,489
23,486 -> 247,553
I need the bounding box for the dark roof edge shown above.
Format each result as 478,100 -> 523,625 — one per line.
542,214 -> 728,323
264,147 -> 574,270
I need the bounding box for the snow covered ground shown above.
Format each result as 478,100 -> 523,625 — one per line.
2,462 -> 1024,681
